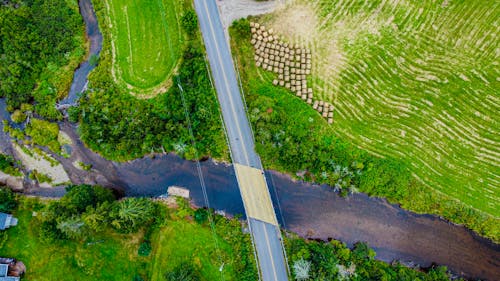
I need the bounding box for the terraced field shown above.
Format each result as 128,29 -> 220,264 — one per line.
103,0 -> 183,97
260,0 -> 500,216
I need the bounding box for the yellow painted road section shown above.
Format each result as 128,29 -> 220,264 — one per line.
234,164 -> 278,225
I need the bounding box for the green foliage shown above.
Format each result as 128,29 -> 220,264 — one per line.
29,169 -> 52,184
110,198 -> 156,233
89,54 -> 99,67
164,262 -> 201,281
77,1 -> 227,162
285,236 -> 456,281
25,118 -> 61,153
0,153 -> 21,176
63,184 -> 115,213
193,208 -> 208,224
138,241 -> 152,257
0,0 -> 85,117
0,186 -> 17,212
10,110 -> 26,123
181,10 -> 198,35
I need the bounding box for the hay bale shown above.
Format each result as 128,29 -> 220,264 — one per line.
322,112 -> 328,118
255,22 -> 260,28
251,39 -> 256,45
285,75 -> 290,81
280,57 -> 286,63
296,48 -> 301,54
263,31 -> 268,37
258,57 -> 264,63
278,74 -> 283,80
308,93 -> 313,99
285,83 -> 290,89
306,69 -> 311,75
263,63 -> 268,69
318,106 -> 323,112
258,35 -> 263,41
274,61 -> 279,67
291,74 -> 296,80
302,88 -> 307,94
267,65 -> 273,71
270,55 -> 275,60
308,88 -> 313,94
260,25 -> 266,31
329,105 -> 334,111
291,86 -> 296,92
307,98 -> 312,104
264,58 -> 269,64
285,60 -> 290,66
296,92 -> 302,97
284,53 -> 290,59
268,28 -> 274,34
319,101 -> 324,106
274,67 -> 279,73
302,94 -> 307,100
291,68 -> 296,74
296,55 -> 301,61
307,53 -> 312,59
328,112 -> 333,118
279,63 -> 284,68
290,49 -> 295,56
256,61 -> 261,67
296,84 -> 302,91
263,37 -> 268,42
279,80 -> 284,86
328,118 -> 333,124
278,68 -> 283,74
313,103 -> 318,109
307,64 -> 311,69
250,22 -> 255,27
272,79 -> 278,85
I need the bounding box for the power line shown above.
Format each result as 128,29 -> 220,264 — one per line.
177,78 -> 225,281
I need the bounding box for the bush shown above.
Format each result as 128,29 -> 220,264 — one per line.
25,118 -> 61,153
11,110 -> 26,123
0,186 -> 17,212
138,241 -> 152,257
181,10 -> 198,35
164,262 -> 200,281
194,208 -> 208,224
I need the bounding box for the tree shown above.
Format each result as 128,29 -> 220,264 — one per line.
57,216 -> 85,239
0,186 -> 16,212
110,198 -> 155,233
293,258 -> 311,281
164,262 -> 200,281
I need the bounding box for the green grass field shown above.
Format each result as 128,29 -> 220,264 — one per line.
258,0 -> 499,217
103,0 -> 183,97
0,200 -> 252,280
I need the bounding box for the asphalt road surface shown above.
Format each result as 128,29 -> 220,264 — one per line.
194,0 -> 289,280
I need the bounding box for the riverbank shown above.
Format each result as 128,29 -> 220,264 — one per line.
0,0 -> 498,279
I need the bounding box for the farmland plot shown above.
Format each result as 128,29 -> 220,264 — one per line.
104,0 -> 183,97
260,0 -> 500,216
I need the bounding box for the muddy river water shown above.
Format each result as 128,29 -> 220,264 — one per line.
0,0 -> 498,279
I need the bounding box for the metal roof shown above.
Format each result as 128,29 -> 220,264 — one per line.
0,213 -> 8,230
0,264 -> 7,277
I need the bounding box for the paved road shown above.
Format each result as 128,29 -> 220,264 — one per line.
194,0 -> 289,280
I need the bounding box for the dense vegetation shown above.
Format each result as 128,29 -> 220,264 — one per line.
0,185 -> 258,280
73,1 -> 227,161
0,153 -> 21,176
229,19 -> 499,242
103,0 -> 183,97
0,186 -> 462,280
0,0 -> 86,120
286,235 -> 455,281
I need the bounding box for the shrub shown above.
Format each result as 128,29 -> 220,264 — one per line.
138,241 -> 152,256
0,186 -> 17,212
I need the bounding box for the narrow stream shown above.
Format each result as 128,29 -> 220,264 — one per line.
0,0 -> 498,280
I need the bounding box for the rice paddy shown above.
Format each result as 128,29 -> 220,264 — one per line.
259,0 -> 500,217
103,0 -> 183,97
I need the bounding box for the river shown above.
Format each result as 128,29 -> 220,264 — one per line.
0,0 -> 498,279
